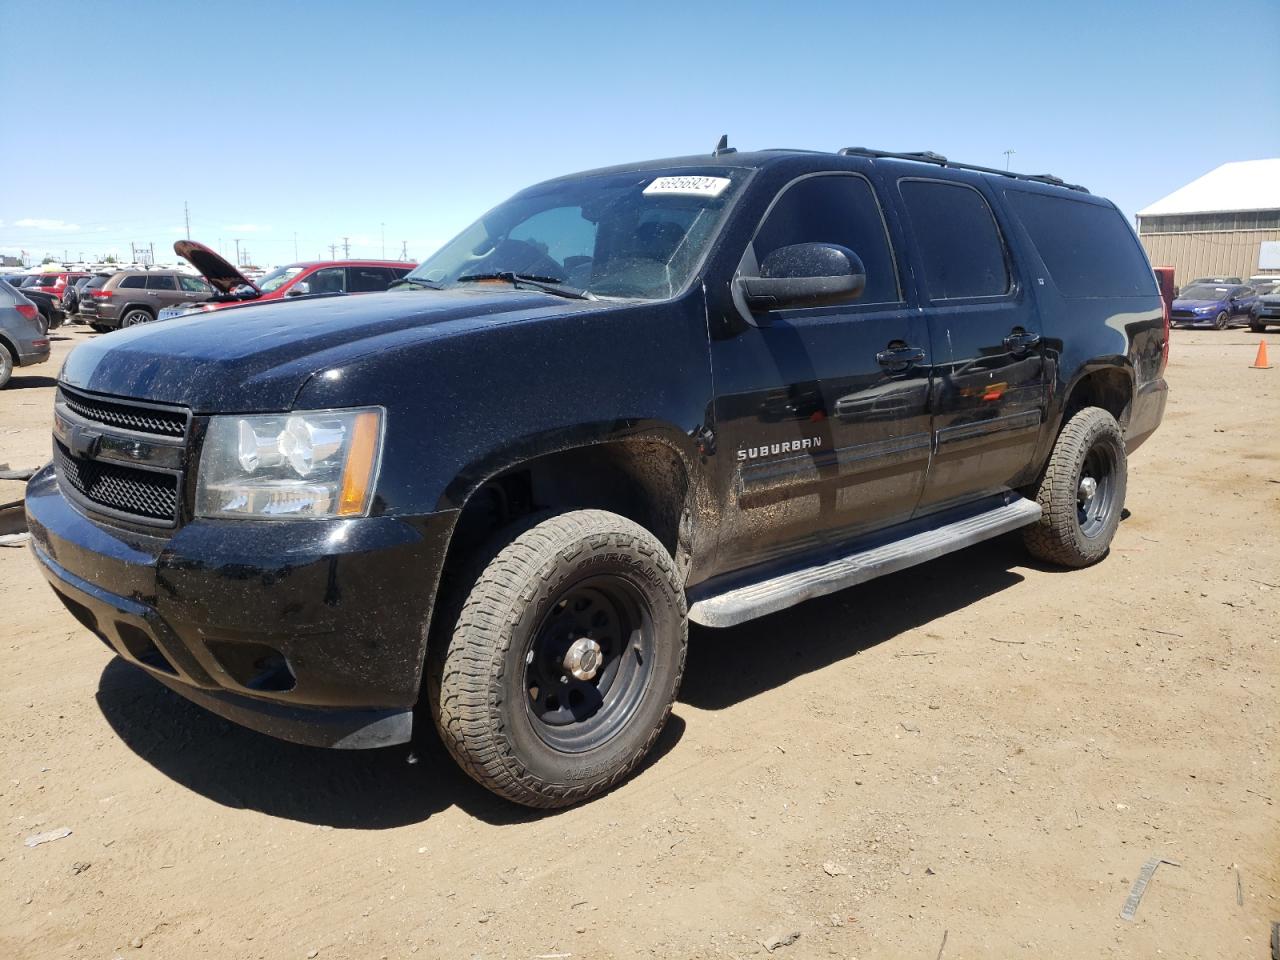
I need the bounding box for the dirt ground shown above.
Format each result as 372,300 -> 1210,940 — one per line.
1,324 -> 1277,960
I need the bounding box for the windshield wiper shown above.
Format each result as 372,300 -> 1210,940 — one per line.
455,271 -> 593,300
390,276 -> 445,290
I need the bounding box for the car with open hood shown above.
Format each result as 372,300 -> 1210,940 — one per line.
158,241 -> 416,320
1170,282 -> 1260,329
26,143 -> 1168,808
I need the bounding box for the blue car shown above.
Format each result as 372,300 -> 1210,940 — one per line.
1170,283 -> 1260,329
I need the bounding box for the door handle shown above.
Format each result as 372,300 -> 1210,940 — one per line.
1003,329 -> 1041,353
876,343 -> 926,369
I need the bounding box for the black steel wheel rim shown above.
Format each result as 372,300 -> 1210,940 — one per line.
1076,438 -> 1119,538
523,574 -> 655,753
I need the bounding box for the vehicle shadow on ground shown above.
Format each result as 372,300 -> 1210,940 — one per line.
680,534 -> 1028,710
94,533 -> 1030,827
94,658 -> 685,829
6,374 -> 58,389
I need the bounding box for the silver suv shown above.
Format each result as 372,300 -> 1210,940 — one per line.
79,270 -> 215,332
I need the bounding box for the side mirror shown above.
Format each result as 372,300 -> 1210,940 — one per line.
232,283 -> 257,299
738,243 -> 866,312
286,281 -> 310,297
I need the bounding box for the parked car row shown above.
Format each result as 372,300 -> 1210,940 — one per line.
1170,280 -> 1269,330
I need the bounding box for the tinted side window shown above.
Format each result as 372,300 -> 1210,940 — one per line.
347,267 -> 393,293
899,179 -> 1011,300
753,175 -> 900,305
307,267 -> 346,294
118,275 -> 147,289
146,274 -> 176,290
1005,190 -> 1156,298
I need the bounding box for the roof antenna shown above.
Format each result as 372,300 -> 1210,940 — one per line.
713,134 -> 736,157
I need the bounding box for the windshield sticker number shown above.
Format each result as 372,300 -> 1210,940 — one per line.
643,176 -> 731,198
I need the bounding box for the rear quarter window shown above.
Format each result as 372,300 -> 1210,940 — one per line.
118,275 -> 148,289
1005,191 -> 1156,298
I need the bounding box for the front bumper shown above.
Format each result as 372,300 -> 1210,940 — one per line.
26,464 -> 456,749
1256,303 -> 1280,319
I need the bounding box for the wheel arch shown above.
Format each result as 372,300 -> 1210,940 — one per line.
439,424 -> 702,578
119,302 -> 155,323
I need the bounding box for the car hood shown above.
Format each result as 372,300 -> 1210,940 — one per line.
59,287 -> 601,412
1172,299 -> 1223,309
173,240 -> 259,295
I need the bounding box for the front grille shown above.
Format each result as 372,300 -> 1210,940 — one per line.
59,386 -> 187,438
1171,310 -> 1195,319
54,439 -> 179,523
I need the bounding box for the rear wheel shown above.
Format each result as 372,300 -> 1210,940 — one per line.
0,346 -> 13,389
428,509 -> 687,808
89,324 -> 110,333
120,308 -> 153,328
1023,406 -> 1127,568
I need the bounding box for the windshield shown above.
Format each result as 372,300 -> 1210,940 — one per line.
1180,285 -> 1230,300
406,167 -> 749,300
256,266 -> 305,293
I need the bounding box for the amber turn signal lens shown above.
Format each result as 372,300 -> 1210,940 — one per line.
337,410 -> 382,516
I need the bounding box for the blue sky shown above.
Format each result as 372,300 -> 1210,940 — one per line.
2,0 -> 1277,267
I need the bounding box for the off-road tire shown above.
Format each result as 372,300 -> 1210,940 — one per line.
427,509 -> 687,808
1023,406 -> 1127,568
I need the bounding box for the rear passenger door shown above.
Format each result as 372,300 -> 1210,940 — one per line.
896,177 -> 1047,513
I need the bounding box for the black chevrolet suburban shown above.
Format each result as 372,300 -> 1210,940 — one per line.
27,144 -> 1168,807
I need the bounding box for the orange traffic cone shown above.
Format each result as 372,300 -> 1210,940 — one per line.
1251,340 -> 1272,370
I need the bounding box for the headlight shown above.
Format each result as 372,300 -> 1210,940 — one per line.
195,407 -> 384,519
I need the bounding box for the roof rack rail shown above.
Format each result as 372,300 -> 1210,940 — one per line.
836,146 -> 1089,193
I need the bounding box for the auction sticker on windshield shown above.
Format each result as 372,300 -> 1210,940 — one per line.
643,176 -> 732,198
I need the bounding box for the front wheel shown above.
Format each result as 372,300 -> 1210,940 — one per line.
1023,406 -> 1127,568
1214,310 -> 1229,330
428,510 -> 687,808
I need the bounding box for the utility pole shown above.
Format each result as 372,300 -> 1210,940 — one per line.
1002,148 -> 1015,171
149,242 -> 155,266
328,242 -> 338,259
342,237 -> 350,258
380,222 -> 385,259
234,238 -> 242,267
399,240 -> 408,260
184,200 -> 190,239
293,232 -> 299,261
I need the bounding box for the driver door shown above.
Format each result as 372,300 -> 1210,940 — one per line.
708,173 -> 933,574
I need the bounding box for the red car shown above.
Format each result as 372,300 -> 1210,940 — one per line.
167,241 -> 416,319
19,271 -> 93,302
